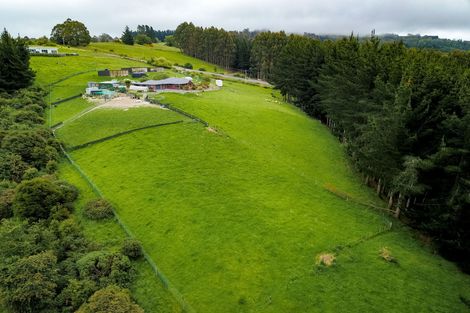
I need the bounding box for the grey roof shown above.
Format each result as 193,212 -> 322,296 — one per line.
136,78 -> 191,86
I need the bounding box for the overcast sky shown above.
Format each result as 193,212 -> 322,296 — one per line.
2,0 -> 470,40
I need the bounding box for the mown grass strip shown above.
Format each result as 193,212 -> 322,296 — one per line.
67,120 -> 186,151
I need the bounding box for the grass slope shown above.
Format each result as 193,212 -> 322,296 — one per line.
63,81 -> 470,312
58,161 -> 182,313
87,42 -> 224,72
56,107 -> 188,147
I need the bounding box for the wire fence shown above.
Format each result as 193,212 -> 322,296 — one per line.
67,120 -> 185,151
55,138 -> 197,313
51,94 -> 82,106
323,182 -> 394,214
149,99 -> 209,127
47,70 -> 96,87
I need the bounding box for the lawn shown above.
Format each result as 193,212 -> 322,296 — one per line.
64,81 -> 470,312
56,106 -> 188,147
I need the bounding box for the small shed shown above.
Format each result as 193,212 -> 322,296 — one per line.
98,69 -> 129,77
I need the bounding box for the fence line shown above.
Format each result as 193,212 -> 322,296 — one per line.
55,137 -> 196,313
47,70 -> 95,87
149,99 -> 210,127
52,94 -> 82,106
323,183 -> 394,214
67,120 -> 185,151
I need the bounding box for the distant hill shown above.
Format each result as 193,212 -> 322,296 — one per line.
305,32 -> 470,52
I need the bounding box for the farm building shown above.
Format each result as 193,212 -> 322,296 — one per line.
28,46 -> 58,55
98,69 -> 129,77
133,78 -> 193,91
87,81 -> 125,93
122,67 -> 149,73
129,85 -> 149,92
85,87 -> 116,97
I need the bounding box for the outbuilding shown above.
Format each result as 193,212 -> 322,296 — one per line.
28,46 -> 58,55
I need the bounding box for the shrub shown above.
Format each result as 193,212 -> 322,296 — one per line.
83,198 -> 114,220
46,159 -> 58,173
55,180 -> 79,203
198,68 -> 206,72
0,188 -> 15,219
0,251 -> 59,312
183,63 -> 193,69
134,34 -> 153,45
77,251 -> 134,287
22,167 -> 39,180
14,177 -> 63,220
57,279 -> 97,312
121,239 -> 143,259
77,285 -> 143,313
148,57 -> 172,68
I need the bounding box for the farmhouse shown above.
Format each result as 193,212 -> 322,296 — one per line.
28,46 -> 58,55
133,78 -> 193,91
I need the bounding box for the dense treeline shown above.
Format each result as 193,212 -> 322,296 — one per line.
0,30 -> 143,312
273,35 -> 470,272
120,25 -> 175,45
305,33 -> 470,52
175,22 -> 470,272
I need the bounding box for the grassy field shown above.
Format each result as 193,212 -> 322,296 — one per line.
61,82 -> 469,312
28,47 -> 210,312
32,45 -> 470,313
56,106 -> 188,147
58,161 -> 182,313
86,42 -> 224,72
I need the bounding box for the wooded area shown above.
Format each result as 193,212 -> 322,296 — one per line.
174,22 -> 470,272
0,30 -> 143,313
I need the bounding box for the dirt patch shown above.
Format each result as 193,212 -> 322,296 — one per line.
206,126 -> 218,133
316,253 -> 336,267
379,247 -> 397,263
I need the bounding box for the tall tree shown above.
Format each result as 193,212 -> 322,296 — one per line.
0,29 -> 35,92
121,26 -> 134,45
50,18 -> 91,46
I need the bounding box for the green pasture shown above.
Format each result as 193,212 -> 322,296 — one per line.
60,82 -> 470,312
86,42 -> 224,72
56,106 -> 188,147
31,44 -> 469,313
58,162 -> 182,313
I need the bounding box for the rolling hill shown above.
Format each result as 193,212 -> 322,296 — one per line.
30,43 -> 470,313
